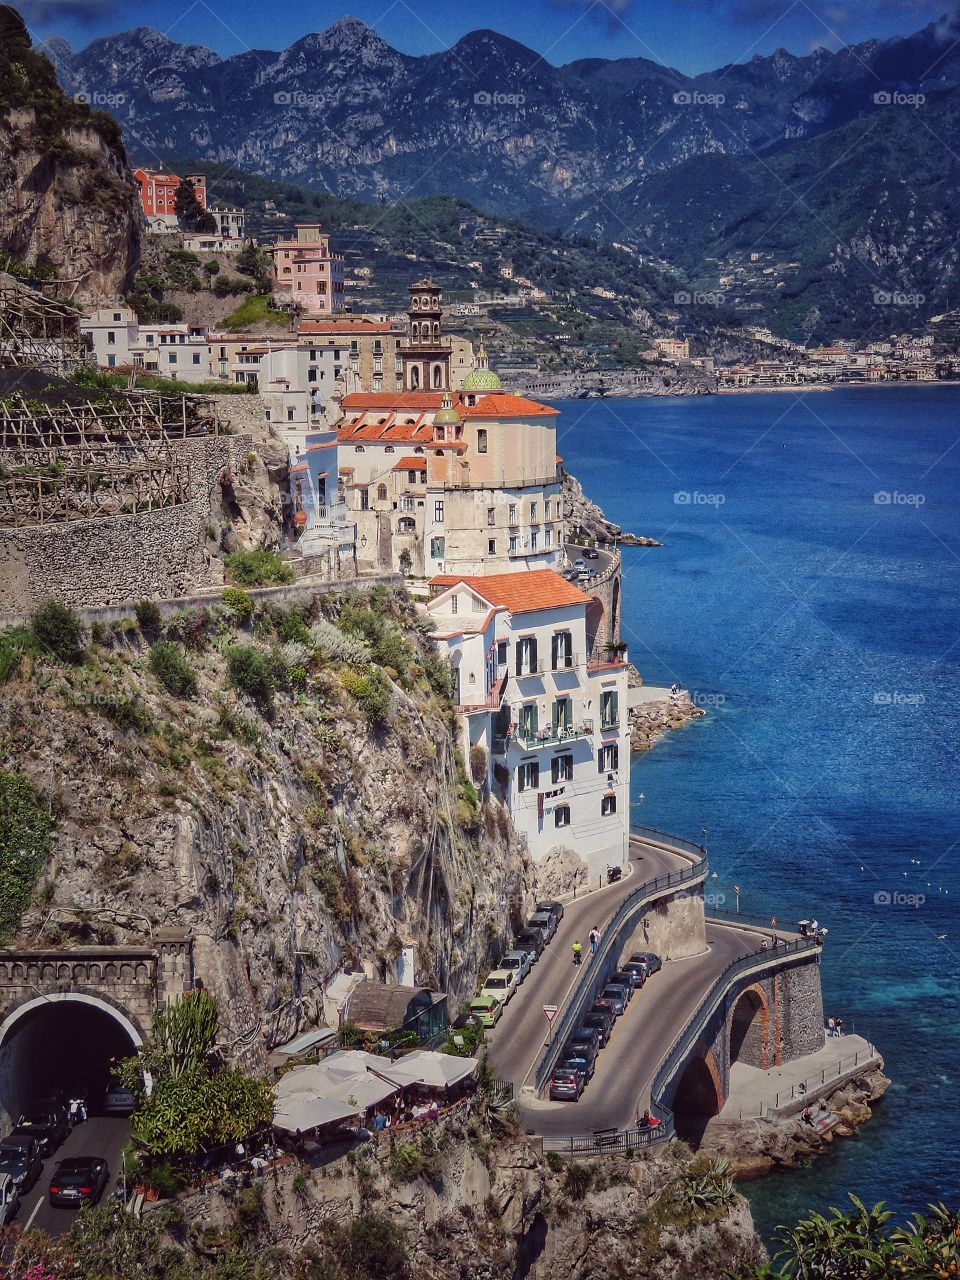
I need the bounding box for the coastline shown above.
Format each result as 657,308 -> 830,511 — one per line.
717,378 -> 960,395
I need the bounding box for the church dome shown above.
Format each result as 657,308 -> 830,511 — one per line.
433,392 -> 461,426
462,341 -> 502,391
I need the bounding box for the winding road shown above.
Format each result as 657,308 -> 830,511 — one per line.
486,829 -> 787,1136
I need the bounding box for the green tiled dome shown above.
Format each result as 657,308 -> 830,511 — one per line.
462,366 -> 503,391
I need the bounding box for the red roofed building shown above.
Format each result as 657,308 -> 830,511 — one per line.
133,167 -> 207,232
426,569 -> 630,873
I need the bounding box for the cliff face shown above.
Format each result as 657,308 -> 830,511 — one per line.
0,6 -> 141,299
166,1115 -> 767,1279
0,582 -> 530,1060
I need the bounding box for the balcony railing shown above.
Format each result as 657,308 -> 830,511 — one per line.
514,719 -> 594,749
514,654 -> 583,677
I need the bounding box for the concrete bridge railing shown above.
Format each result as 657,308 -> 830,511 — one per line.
531,825 -> 708,1093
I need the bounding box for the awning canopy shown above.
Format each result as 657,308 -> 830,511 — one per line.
387,1051 -> 479,1090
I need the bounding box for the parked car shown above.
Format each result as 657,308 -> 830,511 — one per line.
619,961 -> 649,988
591,998 -> 616,1018
611,970 -> 639,999
0,1135 -> 43,1192
568,1026 -> 602,1057
581,1009 -> 614,1045
536,900 -> 564,925
600,983 -> 629,1015
566,1034 -> 600,1072
513,928 -> 545,960
549,1068 -> 584,1101
584,548 -> 600,560
467,996 -> 503,1028
560,1050 -> 595,1082
627,952 -> 662,977
573,558 -> 586,570
103,1079 -> 136,1116
528,911 -> 558,943
479,969 -> 516,1005
498,950 -> 532,985
0,1174 -> 18,1228
48,1157 -> 109,1208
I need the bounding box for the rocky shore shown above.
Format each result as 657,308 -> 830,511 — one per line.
701,1065 -> 891,1181
628,679 -> 706,755
562,470 -> 661,547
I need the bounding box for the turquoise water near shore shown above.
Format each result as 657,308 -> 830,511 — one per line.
552,387 -> 960,1245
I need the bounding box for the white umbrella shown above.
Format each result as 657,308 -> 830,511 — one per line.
272,1093 -> 360,1134
387,1052 -> 479,1090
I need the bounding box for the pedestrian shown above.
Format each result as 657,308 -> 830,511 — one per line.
572,940 -> 583,965
770,916 -> 777,930
589,927 -> 600,955
836,1017 -> 844,1037
827,1017 -> 836,1038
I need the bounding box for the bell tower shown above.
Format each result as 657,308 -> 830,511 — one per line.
400,280 -> 451,392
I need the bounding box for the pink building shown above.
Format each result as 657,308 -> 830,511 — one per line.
270,224 -> 345,317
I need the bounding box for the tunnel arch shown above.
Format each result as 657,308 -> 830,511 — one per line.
729,985 -> 770,1069
670,1049 -> 724,1146
0,993 -> 147,1125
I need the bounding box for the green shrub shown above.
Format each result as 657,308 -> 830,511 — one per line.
222,587 -> 253,624
227,644 -> 274,712
101,694 -> 151,734
0,626 -> 37,683
225,549 -> 294,586
0,772 -> 54,943
30,600 -> 84,662
277,609 -> 311,645
173,607 -> 211,652
149,641 -> 198,698
134,599 -> 163,634
342,669 -> 391,729
203,259 -> 219,275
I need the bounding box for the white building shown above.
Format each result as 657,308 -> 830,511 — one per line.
80,307 -> 212,381
427,570 -> 631,876
80,304 -> 139,368
208,207 -> 245,240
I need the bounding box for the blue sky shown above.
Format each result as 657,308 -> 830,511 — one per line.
22,0 -> 950,74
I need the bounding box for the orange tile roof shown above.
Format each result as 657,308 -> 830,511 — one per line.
394,456 -> 428,470
341,392 -> 453,410
461,393 -> 558,418
429,569 -> 590,615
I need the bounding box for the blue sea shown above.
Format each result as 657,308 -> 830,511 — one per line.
553,387 -> 960,1245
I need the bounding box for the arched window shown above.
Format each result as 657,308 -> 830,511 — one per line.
385,445 -> 395,453
354,445 -> 365,452
433,322 -> 440,340
377,484 -> 387,501
432,365 -> 443,389
398,516 -> 416,534
411,297 -> 420,309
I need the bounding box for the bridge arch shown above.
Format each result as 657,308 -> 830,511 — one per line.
670,1047 -> 724,1145
729,984 -> 770,1069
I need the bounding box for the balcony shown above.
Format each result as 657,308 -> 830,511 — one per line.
514,719 -> 594,750
600,714 -> 620,731
514,654 -> 583,678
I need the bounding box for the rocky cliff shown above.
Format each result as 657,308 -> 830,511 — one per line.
0,582 -> 530,1060
0,6 -> 141,300
155,1112 -> 767,1279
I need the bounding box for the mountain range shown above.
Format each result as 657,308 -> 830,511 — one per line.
44,13 -> 960,337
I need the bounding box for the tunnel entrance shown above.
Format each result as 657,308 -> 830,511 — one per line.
671,1055 -> 722,1146
0,995 -> 140,1124
729,989 -> 767,1068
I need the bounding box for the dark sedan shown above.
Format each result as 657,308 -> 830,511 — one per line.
48,1157 -> 110,1208
619,961 -> 649,988
582,1010 -> 613,1045
559,1052 -> 594,1083
611,970 -> 639,998
536,900 -> 564,925
0,1137 -> 42,1193
513,928 -> 545,960
600,983 -> 629,1015
549,1068 -> 583,1101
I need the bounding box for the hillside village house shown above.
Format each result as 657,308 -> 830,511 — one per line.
133,167 -> 207,231
336,374 -> 564,578
298,313 -> 476,394
81,305 -> 211,381
427,570 -> 631,875
269,224 -> 346,317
